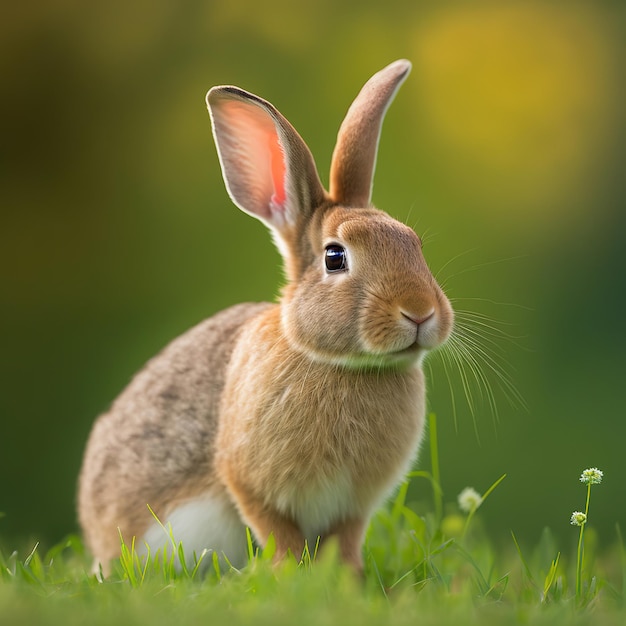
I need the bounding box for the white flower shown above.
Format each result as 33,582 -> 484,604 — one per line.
458,487 -> 483,513
570,511 -> 587,526
580,468 -> 603,485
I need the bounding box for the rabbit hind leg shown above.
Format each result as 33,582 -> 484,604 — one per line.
140,491 -> 248,571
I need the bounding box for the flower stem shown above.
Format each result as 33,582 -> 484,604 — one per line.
575,482 -> 592,601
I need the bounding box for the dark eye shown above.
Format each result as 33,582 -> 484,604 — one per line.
324,244 -> 347,273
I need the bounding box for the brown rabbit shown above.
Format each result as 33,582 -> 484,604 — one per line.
78,59 -> 454,576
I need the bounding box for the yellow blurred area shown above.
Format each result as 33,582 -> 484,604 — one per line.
413,3 -> 619,225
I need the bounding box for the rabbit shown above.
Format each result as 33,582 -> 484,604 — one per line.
77,59 -> 454,577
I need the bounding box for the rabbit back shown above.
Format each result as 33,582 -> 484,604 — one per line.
78,301 -> 272,567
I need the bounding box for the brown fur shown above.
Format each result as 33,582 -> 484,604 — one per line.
78,60 -> 453,575
78,303 -> 270,563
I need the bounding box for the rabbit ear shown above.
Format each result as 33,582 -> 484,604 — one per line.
207,86 -> 326,236
329,60 -> 411,207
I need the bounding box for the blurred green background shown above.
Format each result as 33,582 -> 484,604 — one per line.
1,0 -> 625,553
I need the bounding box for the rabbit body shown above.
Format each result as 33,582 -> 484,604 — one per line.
78,60 -> 453,575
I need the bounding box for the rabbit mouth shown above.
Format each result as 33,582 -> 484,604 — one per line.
396,342 -> 423,356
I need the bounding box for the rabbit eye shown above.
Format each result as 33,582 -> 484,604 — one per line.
324,245 -> 347,273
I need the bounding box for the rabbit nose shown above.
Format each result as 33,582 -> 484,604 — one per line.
401,309 -> 435,327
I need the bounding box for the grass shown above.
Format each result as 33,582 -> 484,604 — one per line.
1,416 -> 625,626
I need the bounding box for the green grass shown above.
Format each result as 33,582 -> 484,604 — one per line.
1,416 -> 625,626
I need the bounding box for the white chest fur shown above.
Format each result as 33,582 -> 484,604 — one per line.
274,466 -> 357,546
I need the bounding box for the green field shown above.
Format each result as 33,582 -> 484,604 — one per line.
2,419 -> 624,626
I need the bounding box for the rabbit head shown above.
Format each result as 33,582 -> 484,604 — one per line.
207,60 -> 453,368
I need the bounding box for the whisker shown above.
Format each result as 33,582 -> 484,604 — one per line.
428,243 -> 529,437
454,316 -> 522,366
439,255 -> 529,289
452,322 -> 528,413
454,307 -> 530,349
433,248 -> 480,286
449,255 -> 528,279
447,333 -> 500,422
449,334 -> 498,416
442,341 -> 482,442
427,299 -> 528,439
437,251 -> 530,299
419,226 -> 437,248
451,297 -> 533,313
438,339 -> 477,417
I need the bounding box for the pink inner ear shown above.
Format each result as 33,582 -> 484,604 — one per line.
268,132 -> 286,208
